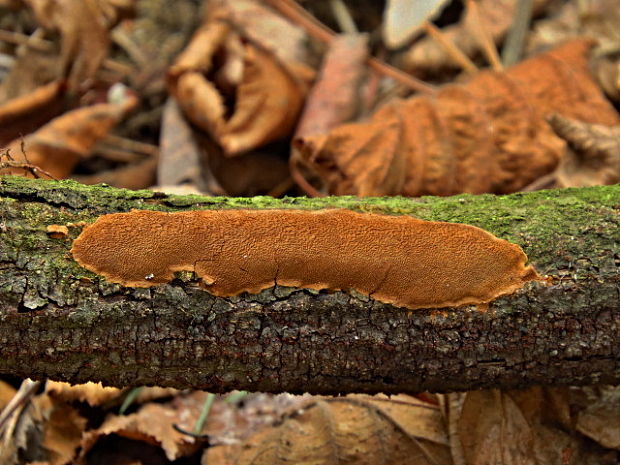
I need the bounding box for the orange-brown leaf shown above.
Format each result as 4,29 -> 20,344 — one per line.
1,90 -> 137,179
168,10 -> 311,156
296,39 -> 619,197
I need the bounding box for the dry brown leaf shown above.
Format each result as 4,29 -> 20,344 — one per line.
0,87 -> 137,179
0,48 -> 61,103
158,97 -> 224,194
168,4 -> 312,156
0,81 -> 65,146
41,402 -> 87,465
294,33 -> 368,139
203,395 -> 452,465
457,388 -> 607,465
77,391 -> 211,463
0,394 -> 53,465
527,0 -> 620,57
23,0 -> 136,89
400,0 -> 553,73
74,156 -> 158,190
548,114 -> 620,188
0,380 -> 17,411
45,381 -> 122,407
576,386 -> 620,450
296,39 -> 620,197
383,0 -> 451,49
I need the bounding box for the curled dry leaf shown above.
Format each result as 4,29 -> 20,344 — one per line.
547,114 -> 620,188
575,386 -> 620,450
296,39 -> 620,197
77,391 -> 211,463
45,381 -> 122,408
457,388 -> 607,465
0,80 -> 64,146
203,395 -> 452,465
0,88 -> 137,179
22,0 -> 136,89
168,6 -> 312,155
42,402 -> 87,465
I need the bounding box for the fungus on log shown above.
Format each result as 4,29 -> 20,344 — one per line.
71,209 -> 541,309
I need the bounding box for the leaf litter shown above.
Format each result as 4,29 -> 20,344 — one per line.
0,0 -> 619,463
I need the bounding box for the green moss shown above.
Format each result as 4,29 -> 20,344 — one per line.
1,176 -> 618,297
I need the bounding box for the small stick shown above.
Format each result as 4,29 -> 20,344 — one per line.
466,0 -> 503,71
501,0 -> 534,66
423,21 -> 478,75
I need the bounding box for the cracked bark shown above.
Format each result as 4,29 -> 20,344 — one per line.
0,176 -> 618,394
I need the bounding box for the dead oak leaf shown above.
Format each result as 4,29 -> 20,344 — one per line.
203,395 -> 452,465
1,88 -> 137,179
548,114 -> 620,188
296,39 -> 619,197
23,0 -> 135,89
168,14 -> 311,156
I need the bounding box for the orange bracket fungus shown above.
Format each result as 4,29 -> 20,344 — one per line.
71,209 -> 541,309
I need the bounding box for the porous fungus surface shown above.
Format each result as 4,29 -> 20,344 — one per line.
70,209 -> 541,309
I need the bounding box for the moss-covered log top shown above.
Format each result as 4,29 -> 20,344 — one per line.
0,176 -> 618,393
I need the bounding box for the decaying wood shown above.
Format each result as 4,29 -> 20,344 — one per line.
0,176 -> 618,394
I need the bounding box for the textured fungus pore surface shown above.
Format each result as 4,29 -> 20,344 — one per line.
71,209 -> 541,309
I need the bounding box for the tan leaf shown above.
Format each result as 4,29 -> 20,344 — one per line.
168,7 -> 312,156
1,88 -> 137,179
23,0 -> 135,89
400,0 -> 553,73
78,391 -> 211,462
576,386 -> 620,450
42,402 -> 87,465
458,388 -> 604,465
45,381 -> 122,407
0,81 -> 64,146
296,39 -> 619,197
547,114 -> 620,188
383,0 -> 451,49
0,380 -> 16,411
203,395 -> 452,465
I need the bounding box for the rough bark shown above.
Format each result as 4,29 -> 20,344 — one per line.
0,176 -> 618,394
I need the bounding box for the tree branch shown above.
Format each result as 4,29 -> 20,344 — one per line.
0,176 -> 618,394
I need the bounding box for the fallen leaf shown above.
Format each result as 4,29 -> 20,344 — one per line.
400,0 -> 553,74
45,381 -> 122,407
23,0 -> 136,89
545,114 -> 620,188
168,3 -> 312,155
158,97 -> 224,194
0,86 -> 137,179
0,380 -> 16,411
458,388 -> 606,465
0,81 -> 65,146
203,395 -> 452,465
78,395 -> 205,462
383,0 -> 451,49
296,39 -> 619,196
41,402 -> 87,465
576,386 -> 620,450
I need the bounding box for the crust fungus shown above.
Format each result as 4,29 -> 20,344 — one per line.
71,209 -> 541,309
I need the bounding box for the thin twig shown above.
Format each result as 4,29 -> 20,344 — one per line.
501,0 -> 534,66
328,0 -> 358,33
466,0 -> 503,71
0,379 -> 41,434
423,21 -> 478,75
